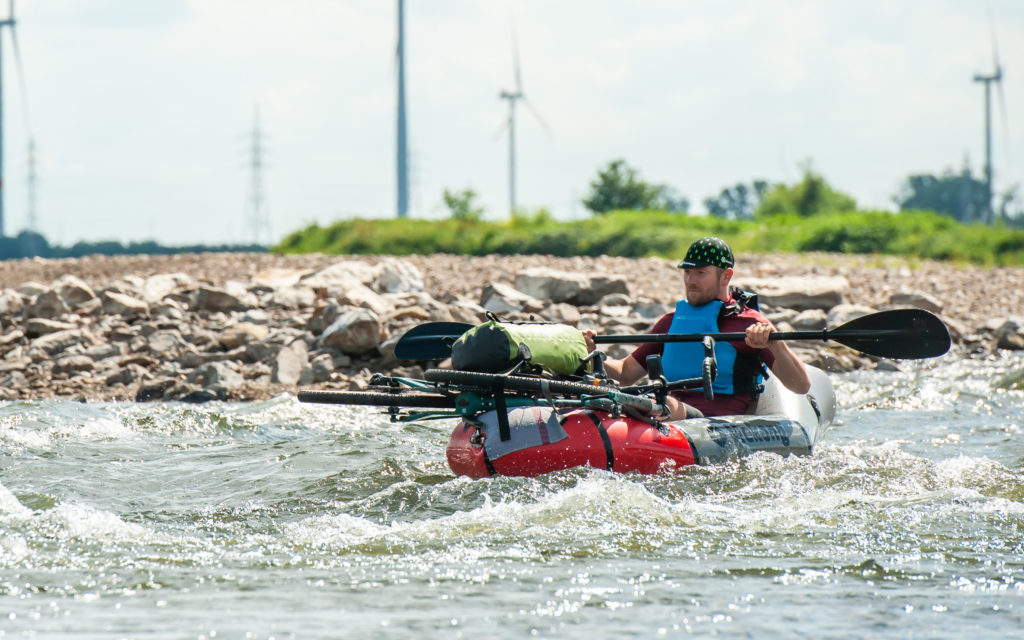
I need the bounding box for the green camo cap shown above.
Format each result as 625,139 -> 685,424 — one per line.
678,236 -> 734,269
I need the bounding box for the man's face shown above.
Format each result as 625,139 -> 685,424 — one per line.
683,266 -> 727,306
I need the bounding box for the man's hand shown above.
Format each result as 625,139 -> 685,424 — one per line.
582,329 -> 597,352
744,321 -> 774,350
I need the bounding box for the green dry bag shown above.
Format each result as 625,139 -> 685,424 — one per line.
451,320 -> 587,376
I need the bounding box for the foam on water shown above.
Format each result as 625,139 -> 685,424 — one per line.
0,351 -> 1023,636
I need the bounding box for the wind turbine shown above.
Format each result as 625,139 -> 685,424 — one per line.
972,14 -> 1008,225
395,0 -> 409,218
0,0 -> 30,238
497,26 -> 550,216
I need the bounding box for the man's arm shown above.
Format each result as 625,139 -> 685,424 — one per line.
745,322 -> 811,394
582,330 -> 648,386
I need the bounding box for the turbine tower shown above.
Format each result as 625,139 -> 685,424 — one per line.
973,19 -> 1007,224
395,0 -> 409,218
498,26 -> 550,217
0,0 -> 26,238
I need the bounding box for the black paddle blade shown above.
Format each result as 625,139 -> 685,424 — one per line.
393,321 -> 474,360
829,308 -> 951,359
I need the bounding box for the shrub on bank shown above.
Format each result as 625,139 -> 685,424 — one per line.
274,209 -> 1024,265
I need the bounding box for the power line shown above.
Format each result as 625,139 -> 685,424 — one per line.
244,106 -> 271,245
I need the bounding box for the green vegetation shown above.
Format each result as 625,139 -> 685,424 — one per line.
275,208 -> 1024,266
276,162 -> 1024,265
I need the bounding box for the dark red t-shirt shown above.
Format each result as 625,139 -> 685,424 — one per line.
628,301 -> 775,416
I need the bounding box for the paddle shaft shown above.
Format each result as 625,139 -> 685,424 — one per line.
594,328 -> 909,344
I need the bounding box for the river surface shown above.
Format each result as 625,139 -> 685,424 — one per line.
2,352 -> 1023,639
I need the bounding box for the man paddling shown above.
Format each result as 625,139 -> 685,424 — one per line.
583,236 -> 810,418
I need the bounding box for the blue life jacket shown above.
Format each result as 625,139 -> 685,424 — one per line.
661,299 -> 764,397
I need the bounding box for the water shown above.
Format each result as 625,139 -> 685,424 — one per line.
2,352 -> 1023,639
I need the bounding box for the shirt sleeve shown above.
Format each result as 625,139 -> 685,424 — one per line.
628,313 -> 673,372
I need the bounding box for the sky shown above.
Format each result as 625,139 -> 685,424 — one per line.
3,0 -> 1024,246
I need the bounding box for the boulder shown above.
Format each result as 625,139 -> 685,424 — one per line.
190,283 -> 255,312
827,304 -> 876,327
513,268 -> 627,306
53,355 -> 95,374
55,275 -> 97,308
102,291 -> 149,316
26,290 -> 68,319
995,317 -> 1024,351
318,309 -> 382,355
31,329 -> 96,356
480,282 -> 543,314
187,361 -> 244,389
889,291 -> 943,314
143,272 -> 197,302
735,276 -> 849,311
271,340 -> 311,385
790,309 -> 828,330
17,281 -> 48,298
337,283 -> 391,316
310,352 -> 335,383
373,258 -> 424,293
0,289 -> 24,316
218,322 -> 270,350
26,318 -> 77,338
147,330 -> 185,355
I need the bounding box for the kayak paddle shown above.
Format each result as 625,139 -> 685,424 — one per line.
393,308 -> 951,361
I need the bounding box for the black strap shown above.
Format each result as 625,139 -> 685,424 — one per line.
491,377 -> 511,442
582,410 -> 614,471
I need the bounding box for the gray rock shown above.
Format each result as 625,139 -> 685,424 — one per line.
480,282 -> 543,314
187,361 -> 244,389
191,284 -> 255,312
26,318 -> 77,338
543,303 -> 582,326
53,355 -> 95,374
17,281 -> 48,298
102,291 -> 149,316
827,304 -> 877,327
995,317 -> 1024,350
889,291 -> 943,314
790,309 -> 828,330
271,340 -> 311,385
0,289 -> 25,316
373,258 -> 425,293
310,352 -> 335,383
736,276 -> 849,311
55,275 -> 97,308
218,322 -> 270,349
26,289 -> 68,319
147,330 -> 185,355
135,378 -> 177,402
243,309 -> 271,324
318,309 -> 382,355
32,329 -> 96,356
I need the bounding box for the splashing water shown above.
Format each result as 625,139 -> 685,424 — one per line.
1,352 -> 1023,638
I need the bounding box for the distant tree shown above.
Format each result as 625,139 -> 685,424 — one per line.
656,186 -> 690,214
0,230 -> 50,260
756,163 -> 856,217
997,185 -> 1024,228
582,159 -> 664,214
894,165 -> 990,224
704,180 -> 771,220
443,188 -> 485,221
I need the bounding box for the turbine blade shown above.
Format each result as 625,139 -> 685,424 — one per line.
493,117 -> 510,141
522,98 -> 553,138
10,26 -> 32,134
510,23 -> 522,94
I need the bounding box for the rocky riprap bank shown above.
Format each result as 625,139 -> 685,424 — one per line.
1,252 -> 1022,402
